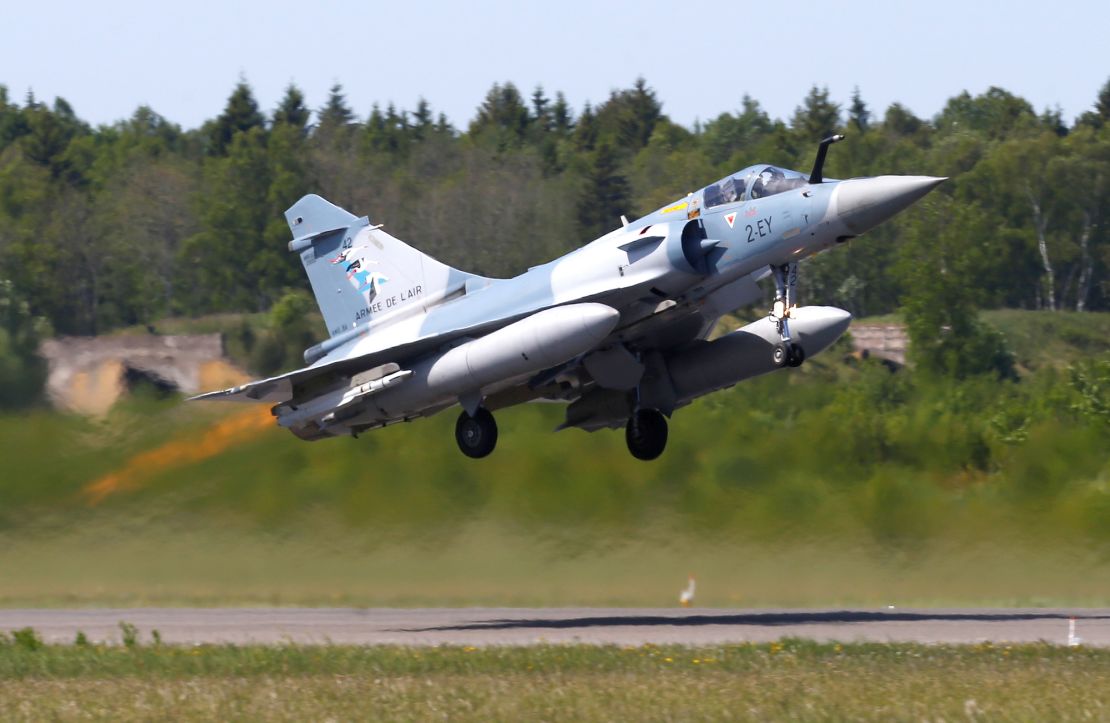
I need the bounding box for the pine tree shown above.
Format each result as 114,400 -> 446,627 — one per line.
552,92 -> 573,136
208,80 -> 265,156
0,85 -> 30,149
1095,77 -> 1110,121
530,86 -> 551,132
577,142 -> 629,240
792,86 -> 841,142
272,84 -> 310,131
574,102 -> 597,151
624,77 -> 662,148
470,82 -> 530,149
591,78 -> 663,153
1040,106 -> 1068,137
848,87 -> 870,133
435,112 -> 452,136
316,84 -> 355,137
386,103 -> 409,153
20,99 -> 87,180
364,103 -> 411,159
412,98 -> 433,140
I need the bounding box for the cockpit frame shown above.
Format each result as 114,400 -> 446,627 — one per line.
702,165 -> 810,209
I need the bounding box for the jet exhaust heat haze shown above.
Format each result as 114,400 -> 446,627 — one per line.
193,137 -> 945,460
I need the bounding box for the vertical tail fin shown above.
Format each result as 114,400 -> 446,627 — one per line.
285,195 -> 488,347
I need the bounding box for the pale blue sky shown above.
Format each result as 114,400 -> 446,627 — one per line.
4,0 -> 1108,130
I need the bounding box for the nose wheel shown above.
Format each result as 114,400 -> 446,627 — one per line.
769,262 -> 805,368
455,408 -> 498,458
626,409 -> 668,461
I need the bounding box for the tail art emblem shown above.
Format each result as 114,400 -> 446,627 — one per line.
331,247 -> 389,300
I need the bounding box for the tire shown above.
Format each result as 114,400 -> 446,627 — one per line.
772,343 -> 789,368
787,343 -> 806,367
625,409 -> 668,461
455,408 -> 498,458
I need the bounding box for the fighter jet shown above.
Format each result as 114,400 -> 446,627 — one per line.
192,137 -> 944,460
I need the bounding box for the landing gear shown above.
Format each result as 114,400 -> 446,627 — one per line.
772,343 -> 789,368
626,409 -> 668,461
769,262 -> 805,368
455,408 -> 498,458
787,343 -> 805,367
772,342 -> 806,368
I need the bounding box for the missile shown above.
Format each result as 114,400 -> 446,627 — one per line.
338,302 -> 621,429
274,364 -> 411,430
562,306 -> 851,431
667,306 -> 852,402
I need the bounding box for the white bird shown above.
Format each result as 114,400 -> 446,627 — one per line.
679,575 -> 696,607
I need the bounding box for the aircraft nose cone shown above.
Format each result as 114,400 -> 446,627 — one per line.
836,176 -> 947,235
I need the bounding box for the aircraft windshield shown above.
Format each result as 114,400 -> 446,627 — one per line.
703,165 -> 809,207
748,166 -> 809,199
703,172 -> 748,208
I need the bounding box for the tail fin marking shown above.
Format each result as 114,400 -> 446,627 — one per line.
285,194 -> 487,349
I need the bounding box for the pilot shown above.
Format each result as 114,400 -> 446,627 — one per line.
726,175 -> 746,203
750,176 -> 765,199
751,168 -> 783,199
763,167 -> 785,196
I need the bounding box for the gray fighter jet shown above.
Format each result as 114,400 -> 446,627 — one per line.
193,137 -> 943,460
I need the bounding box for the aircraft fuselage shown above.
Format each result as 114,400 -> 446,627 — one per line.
194,141 -> 945,459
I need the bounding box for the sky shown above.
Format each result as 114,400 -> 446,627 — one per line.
3,0 -> 1108,131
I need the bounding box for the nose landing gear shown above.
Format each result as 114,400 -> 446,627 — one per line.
455,407 -> 498,458
626,408 -> 668,461
770,262 -> 805,368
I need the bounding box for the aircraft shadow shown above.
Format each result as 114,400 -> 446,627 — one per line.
402,610 -> 1110,633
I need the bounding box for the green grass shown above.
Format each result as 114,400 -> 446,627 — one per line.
0,639 -> 1107,721
5,523 -> 1109,608
2,310 -> 1107,608
854,310 -> 1110,371
983,309 -> 1110,370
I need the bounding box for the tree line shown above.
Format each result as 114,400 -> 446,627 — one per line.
0,76 -> 1108,389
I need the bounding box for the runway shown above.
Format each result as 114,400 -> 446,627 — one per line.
2,608 -> 1108,646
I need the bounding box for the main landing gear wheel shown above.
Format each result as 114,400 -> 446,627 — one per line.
772,342 -> 806,369
455,408 -> 498,458
626,409 -> 668,461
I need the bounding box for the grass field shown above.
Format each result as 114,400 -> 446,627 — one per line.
855,309 -> 1110,372
1,310 -> 1106,608
3,522 -> 1109,608
0,638 -> 1107,721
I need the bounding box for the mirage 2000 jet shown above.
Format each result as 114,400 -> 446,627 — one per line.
192,137 -> 944,460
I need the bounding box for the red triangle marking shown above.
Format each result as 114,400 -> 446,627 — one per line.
725,212 -> 737,228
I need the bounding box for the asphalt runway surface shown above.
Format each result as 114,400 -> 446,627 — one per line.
2,608 -> 1108,646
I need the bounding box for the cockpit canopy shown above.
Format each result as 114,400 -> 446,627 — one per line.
703,165 -> 809,208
